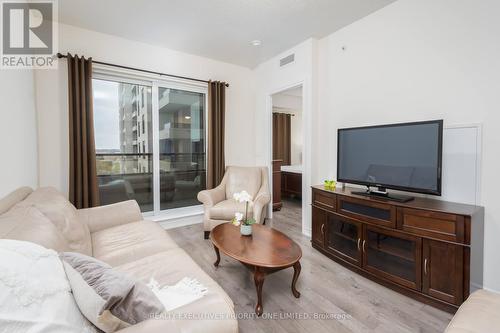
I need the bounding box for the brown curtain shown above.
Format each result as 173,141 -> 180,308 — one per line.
273,113 -> 291,165
207,81 -> 226,189
67,54 -> 99,208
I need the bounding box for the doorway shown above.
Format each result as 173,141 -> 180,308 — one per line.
270,85 -> 303,231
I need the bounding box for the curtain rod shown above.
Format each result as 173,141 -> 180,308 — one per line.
56,53 -> 229,87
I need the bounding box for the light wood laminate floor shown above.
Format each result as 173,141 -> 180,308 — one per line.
168,199 -> 452,333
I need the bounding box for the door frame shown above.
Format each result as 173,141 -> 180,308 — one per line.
266,80 -> 312,236
92,64 -> 208,220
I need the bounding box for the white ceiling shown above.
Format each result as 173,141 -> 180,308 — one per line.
59,0 -> 396,68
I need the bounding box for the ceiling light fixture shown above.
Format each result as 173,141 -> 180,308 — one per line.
185,116 -> 191,120
251,40 -> 262,46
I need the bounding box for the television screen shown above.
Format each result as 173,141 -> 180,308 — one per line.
337,120 -> 443,195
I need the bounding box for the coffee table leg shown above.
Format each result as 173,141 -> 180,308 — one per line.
291,261 -> 301,298
254,267 -> 266,316
213,245 -> 220,267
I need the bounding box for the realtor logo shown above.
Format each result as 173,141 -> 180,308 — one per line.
1,0 -> 57,68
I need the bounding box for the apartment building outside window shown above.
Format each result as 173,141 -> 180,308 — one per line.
92,71 -> 207,214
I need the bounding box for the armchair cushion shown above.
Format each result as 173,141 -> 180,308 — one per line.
209,199 -> 254,221
225,167 -> 262,200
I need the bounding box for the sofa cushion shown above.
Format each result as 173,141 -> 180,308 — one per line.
225,166 -> 262,200
115,249 -> 236,333
92,221 -> 178,267
209,199 -> 254,221
61,252 -> 165,333
445,289 -> 500,333
0,206 -> 70,253
0,240 -> 98,333
0,187 -> 33,215
18,187 -> 92,256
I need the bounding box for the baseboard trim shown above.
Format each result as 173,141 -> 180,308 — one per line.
155,213 -> 203,230
480,285 -> 500,294
470,282 -> 483,293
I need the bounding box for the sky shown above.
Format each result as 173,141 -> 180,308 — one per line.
93,79 -> 120,151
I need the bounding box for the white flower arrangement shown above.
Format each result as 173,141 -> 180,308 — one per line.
233,190 -> 252,203
232,212 -> 244,226
231,191 -> 256,226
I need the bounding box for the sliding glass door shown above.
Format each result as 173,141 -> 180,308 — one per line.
158,87 -> 206,210
93,75 -> 206,214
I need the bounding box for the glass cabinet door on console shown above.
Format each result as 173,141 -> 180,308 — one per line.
362,225 -> 422,290
325,213 -> 362,266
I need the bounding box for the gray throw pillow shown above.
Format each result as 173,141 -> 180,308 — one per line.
60,252 -> 165,333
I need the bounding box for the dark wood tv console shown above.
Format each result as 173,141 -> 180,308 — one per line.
311,185 -> 484,313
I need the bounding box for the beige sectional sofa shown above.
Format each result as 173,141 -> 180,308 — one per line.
0,187 -> 237,333
445,289 -> 500,333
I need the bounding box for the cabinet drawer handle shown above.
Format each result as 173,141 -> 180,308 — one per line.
362,240 -> 366,253
357,238 -> 361,251
424,258 -> 428,275
321,224 -> 325,234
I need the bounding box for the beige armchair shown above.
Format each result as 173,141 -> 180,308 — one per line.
198,166 -> 271,239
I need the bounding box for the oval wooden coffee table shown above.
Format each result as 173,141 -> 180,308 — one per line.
210,223 -> 302,316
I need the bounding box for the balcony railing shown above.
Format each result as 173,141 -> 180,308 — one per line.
96,153 -> 206,212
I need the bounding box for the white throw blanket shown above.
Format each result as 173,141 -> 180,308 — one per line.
147,277 -> 207,312
0,240 -> 98,333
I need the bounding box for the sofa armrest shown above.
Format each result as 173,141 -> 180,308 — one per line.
77,200 -> 143,233
197,185 -> 226,208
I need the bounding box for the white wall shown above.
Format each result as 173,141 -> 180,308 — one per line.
35,23 -> 256,195
254,39 -> 317,236
314,0 -> 500,291
272,93 -> 302,110
0,70 -> 38,197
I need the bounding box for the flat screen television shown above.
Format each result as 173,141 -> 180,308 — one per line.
337,120 -> 443,202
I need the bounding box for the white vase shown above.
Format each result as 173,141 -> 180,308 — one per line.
240,224 -> 252,236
